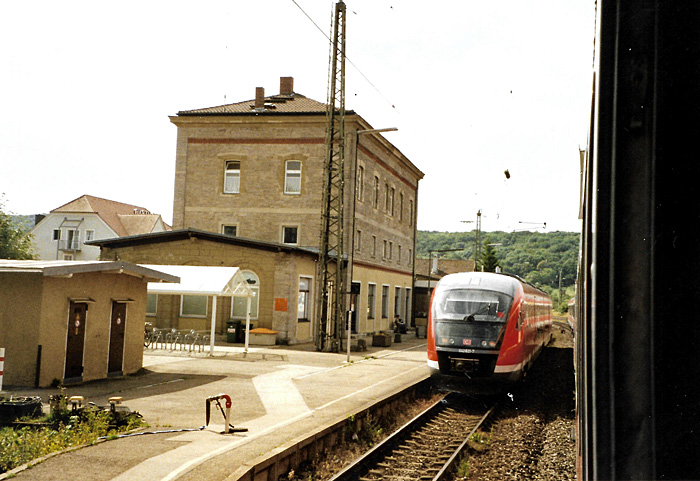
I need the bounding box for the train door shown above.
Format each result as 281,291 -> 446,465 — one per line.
65,301 -> 87,381
108,301 -> 127,376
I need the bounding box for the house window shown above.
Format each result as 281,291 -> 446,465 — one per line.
224,161 -> 241,194
232,271 -> 259,319
52,229 -> 60,241
84,230 -> 95,242
372,236 -> 377,257
373,176 -> 379,208
181,295 -> 207,318
367,284 -> 376,319
146,294 -> 158,316
356,165 -> 364,202
63,254 -> 73,261
381,285 -> 389,319
285,160 -> 302,194
222,225 -> 237,237
298,277 -> 312,321
282,226 -> 299,245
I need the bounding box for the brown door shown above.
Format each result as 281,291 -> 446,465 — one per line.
108,301 -> 127,374
65,302 -> 87,380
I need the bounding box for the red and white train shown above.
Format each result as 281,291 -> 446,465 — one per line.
427,271 -> 553,390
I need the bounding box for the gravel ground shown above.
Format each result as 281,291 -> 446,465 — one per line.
460,328 -> 576,480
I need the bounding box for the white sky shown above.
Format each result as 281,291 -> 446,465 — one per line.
0,0 -> 595,233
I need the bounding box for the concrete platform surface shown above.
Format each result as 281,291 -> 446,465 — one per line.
2,335 -> 429,481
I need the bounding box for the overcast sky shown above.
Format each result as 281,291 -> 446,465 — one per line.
0,0 -> 595,233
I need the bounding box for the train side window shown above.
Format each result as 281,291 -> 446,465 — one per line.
516,309 -> 523,330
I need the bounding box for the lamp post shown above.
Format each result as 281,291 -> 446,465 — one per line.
346,127 -> 398,363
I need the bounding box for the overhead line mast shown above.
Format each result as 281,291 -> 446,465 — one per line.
316,0 -> 347,351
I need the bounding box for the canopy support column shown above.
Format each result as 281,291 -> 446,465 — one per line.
210,295 -> 217,355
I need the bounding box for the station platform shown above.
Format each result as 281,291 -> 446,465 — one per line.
2,333 -> 429,481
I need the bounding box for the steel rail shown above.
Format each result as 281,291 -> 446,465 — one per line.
328,393 -> 498,481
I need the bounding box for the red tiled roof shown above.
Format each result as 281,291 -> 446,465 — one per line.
51,195 -> 158,237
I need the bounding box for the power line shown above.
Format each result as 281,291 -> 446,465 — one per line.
289,0 -> 397,112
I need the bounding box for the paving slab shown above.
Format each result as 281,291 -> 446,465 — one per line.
2,335 -> 429,481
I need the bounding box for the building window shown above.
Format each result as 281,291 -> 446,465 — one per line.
232,271 -> 259,319
373,176 -> 379,208
224,161 -> 241,194
63,254 -> 73,261
394,287 -> 401,318
408,249 -> 412,266
398,245 -> 402,263
388,241 -> 393,259
389,187 -> 395,216
146,294 -> 158,317
355,229 -> 362,252
381,285 -> 389,319
356,165 -> 364,202
84,230 -> 95,242
383,240 -> 388,259
285,160 -> 302,194
282,226 -> 299,245
52,229 -> 60,241
181,295 -> 207,318
384,183 -> 390,212
367,284 -> 376,319
399,192 -> 404,222
222,225 -> 237,237
371,235 -> 377,257
409,200 -> 414,227
298,277 -> 312,321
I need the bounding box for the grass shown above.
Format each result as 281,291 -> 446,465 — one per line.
0,405 -> 144,474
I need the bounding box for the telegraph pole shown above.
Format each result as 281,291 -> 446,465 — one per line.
316,0 -> 347,351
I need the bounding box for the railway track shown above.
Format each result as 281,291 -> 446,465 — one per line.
329,393 -> 497,481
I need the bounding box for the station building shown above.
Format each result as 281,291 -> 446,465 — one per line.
99,76 -> 423,345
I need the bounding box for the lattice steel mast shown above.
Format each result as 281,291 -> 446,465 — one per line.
316,0 -> 347,351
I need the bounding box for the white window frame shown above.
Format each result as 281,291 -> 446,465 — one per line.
180,295 -> 208,318
146,293 -> 158,317
224,161 -> 241,194
222,224 -> 238,237
231,271 -> 259,320
367,283 -> 377,319
356,165 -> 364,202
297,276 -> 313,322
284,160 -> 302,194
84,229 -> 95,242
381,284 -> 390,319
282,225 -> 299,245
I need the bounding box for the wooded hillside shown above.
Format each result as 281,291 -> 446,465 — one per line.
416,230 -> 580,305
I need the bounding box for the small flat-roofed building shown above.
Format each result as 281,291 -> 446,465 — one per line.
0,260 -> 178,387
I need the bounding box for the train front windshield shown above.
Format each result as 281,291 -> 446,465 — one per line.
432,288 -> 513,349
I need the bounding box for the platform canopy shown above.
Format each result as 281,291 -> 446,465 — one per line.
141,264 -> 254,355
142,264 -> 253,297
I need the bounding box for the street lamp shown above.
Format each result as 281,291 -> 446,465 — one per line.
346,127 -> 398,362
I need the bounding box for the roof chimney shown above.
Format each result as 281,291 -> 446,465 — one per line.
255,87 -> 265,109
280,77 -> 294,95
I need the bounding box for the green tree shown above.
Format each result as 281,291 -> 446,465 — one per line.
481,239 -> 500,272
0,196 -> 35,259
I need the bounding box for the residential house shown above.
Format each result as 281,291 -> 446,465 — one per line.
30,195 -> 169,261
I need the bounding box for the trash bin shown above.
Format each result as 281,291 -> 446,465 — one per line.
226,320 -> 241,343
